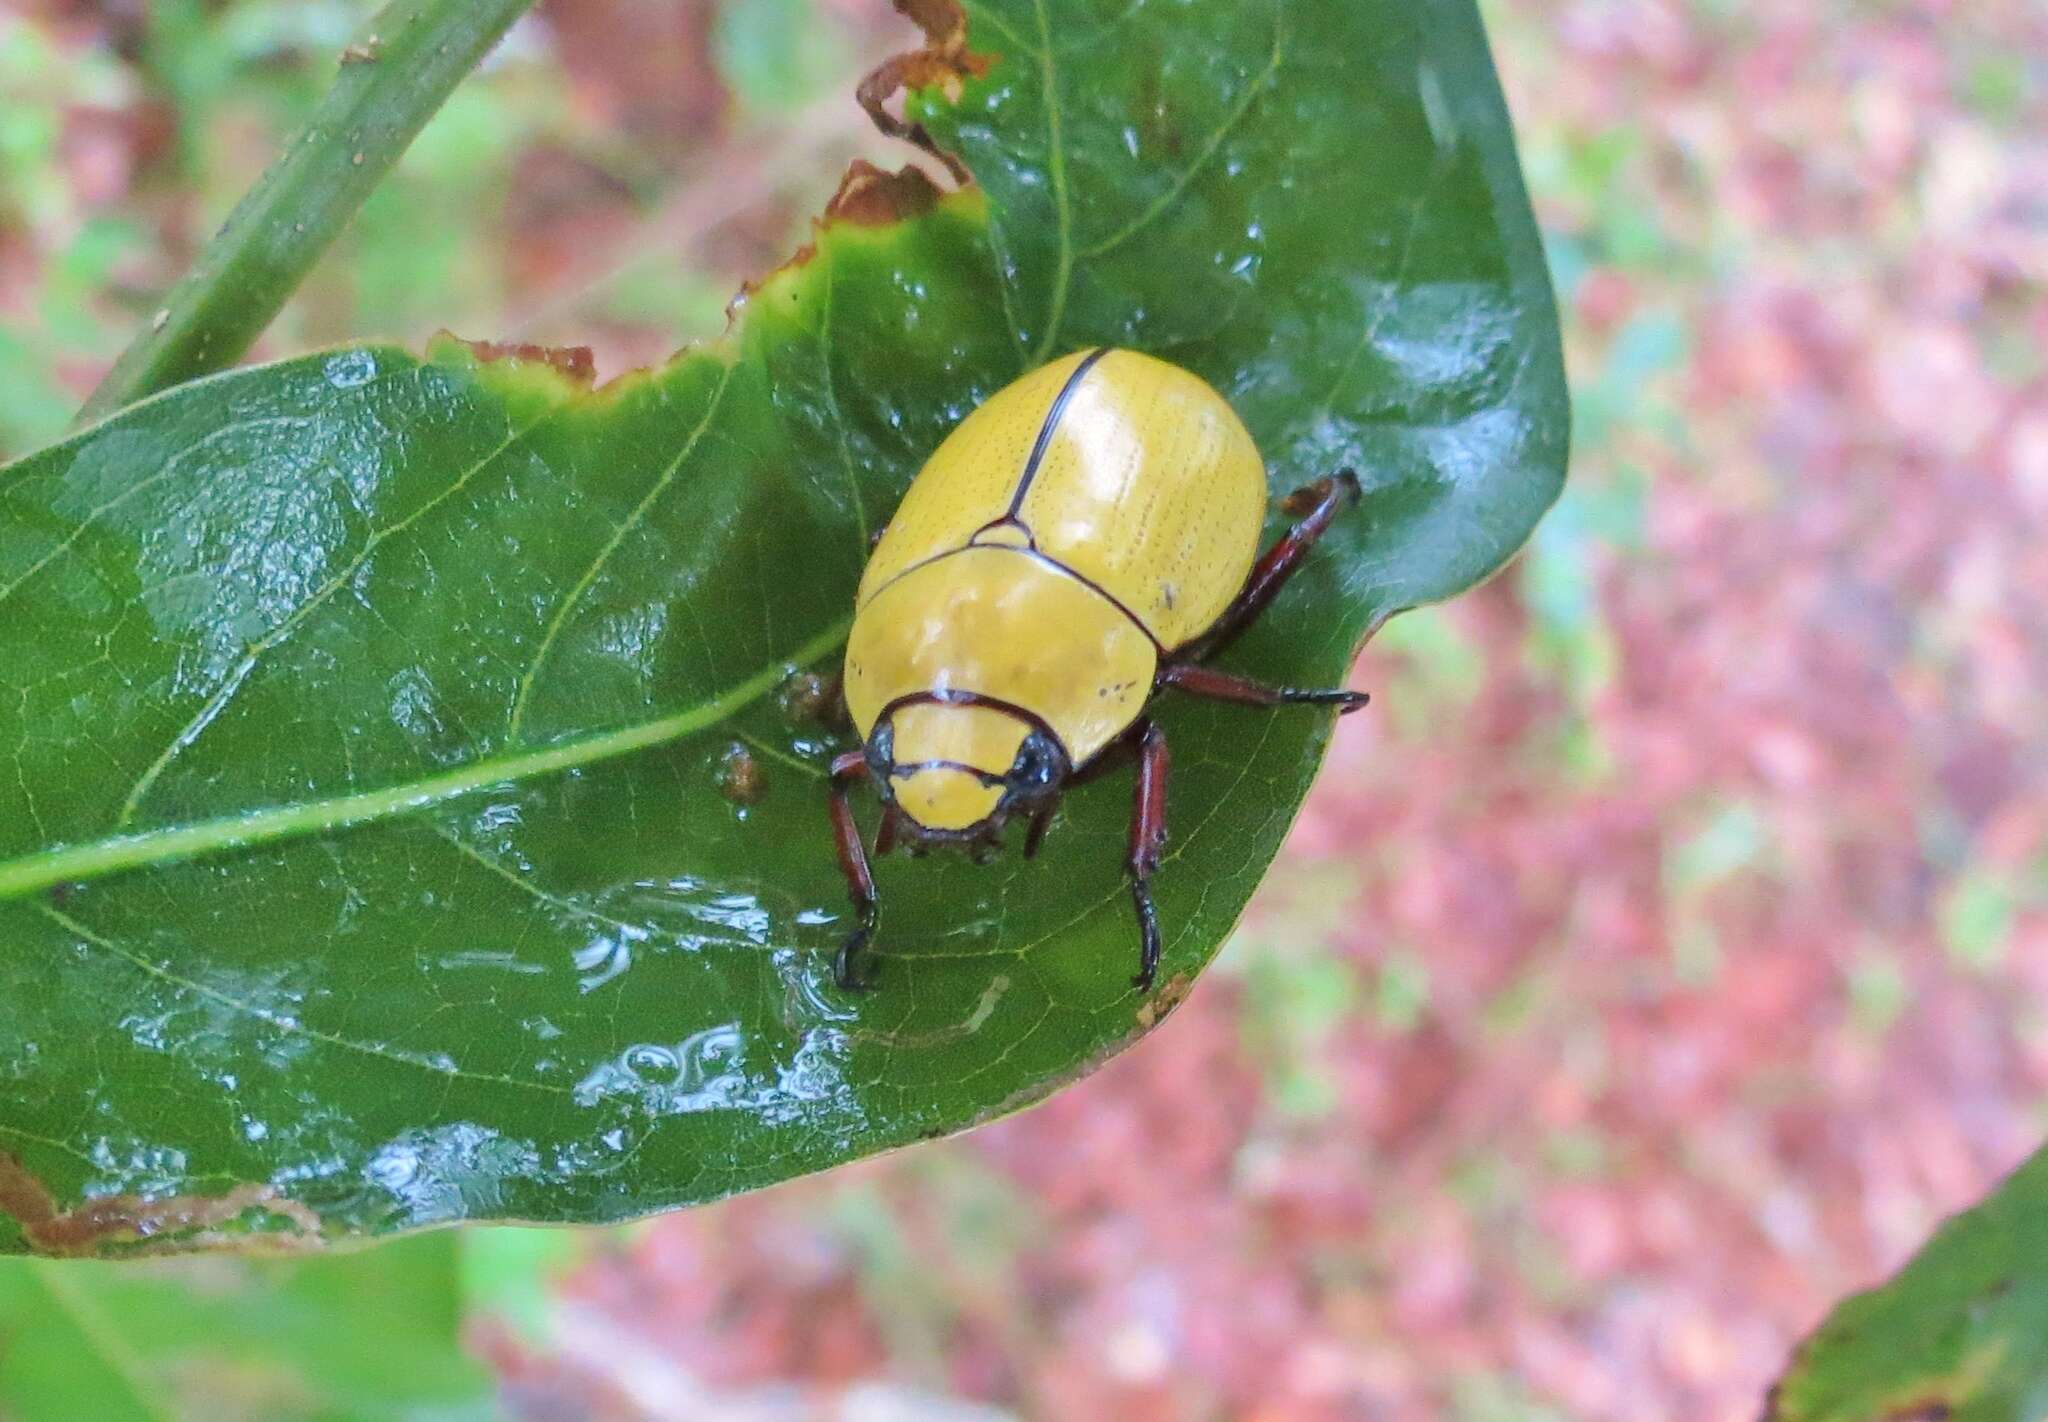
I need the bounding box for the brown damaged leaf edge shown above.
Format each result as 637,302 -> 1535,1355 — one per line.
451,337 -> 598,385
0,1150 -> 320,1256
826,158 -> 944,227
728,161 -> 960,322
857,0 -> 991,186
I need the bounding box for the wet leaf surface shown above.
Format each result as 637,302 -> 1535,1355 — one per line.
0,0 -> 1564,1249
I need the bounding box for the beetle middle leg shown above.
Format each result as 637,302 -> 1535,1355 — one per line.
1126,721 -> 1170,992
828,750 -> 881,990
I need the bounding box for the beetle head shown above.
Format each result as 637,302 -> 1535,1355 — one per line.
865,697 -> 1069,846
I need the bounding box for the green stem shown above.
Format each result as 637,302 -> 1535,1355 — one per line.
75,0 -> 537,426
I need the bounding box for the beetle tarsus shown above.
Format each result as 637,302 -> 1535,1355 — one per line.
835,911 -> 880,991
1160,663 -> 1369,713
1129,877 -> 1160,992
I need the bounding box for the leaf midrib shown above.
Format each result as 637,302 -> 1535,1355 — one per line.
0,617 -> 850,902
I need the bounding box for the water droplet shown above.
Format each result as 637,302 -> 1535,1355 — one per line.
323,350 -> 377,388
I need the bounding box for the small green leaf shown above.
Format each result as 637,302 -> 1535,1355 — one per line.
1767,1146 -> 2048,1422
0,0 -> 1566,1250
0,1235 -> 495,1420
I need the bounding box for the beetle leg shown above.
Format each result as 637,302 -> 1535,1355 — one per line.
828,750 -> 881,990
876,802 -> 901,857
1158,662 -> 1369,714
1126,721 -> 1170,992
1024,801 -> 1057,859
1192,469 -> 1361,660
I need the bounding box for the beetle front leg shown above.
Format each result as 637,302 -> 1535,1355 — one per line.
828,750 -> 881,990
1126,721 -> 1170,992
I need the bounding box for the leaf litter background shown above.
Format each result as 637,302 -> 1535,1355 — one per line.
2,0 -> 2046,1419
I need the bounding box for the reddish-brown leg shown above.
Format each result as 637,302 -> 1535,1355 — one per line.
1127,721 -> 1170,992
1191,469 -> 1361,661
829,750 -> 880,990
876,802 -> 902,857
1159,662 -> 1369,713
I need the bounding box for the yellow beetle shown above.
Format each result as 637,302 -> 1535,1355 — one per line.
827,348 -> 1366,992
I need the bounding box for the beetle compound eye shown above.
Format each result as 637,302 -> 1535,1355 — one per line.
1008,730 -> 1066,795
864,723 -> 895,782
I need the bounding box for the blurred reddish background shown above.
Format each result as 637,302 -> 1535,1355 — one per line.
4,0 -> 2046,1418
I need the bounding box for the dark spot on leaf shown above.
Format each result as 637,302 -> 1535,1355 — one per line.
856,0 -> 994,185
778,670 -> 844,726
826,159 -> 943,228
1883,1403 -> 1952,1422
1131,51 -> 1182,161
453,338 -> 597,386
717,743 -> 766,807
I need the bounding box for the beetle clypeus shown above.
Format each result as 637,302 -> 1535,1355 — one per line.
829,348 -> 1366,992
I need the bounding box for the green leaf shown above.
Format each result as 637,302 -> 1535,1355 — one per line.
1767,1146 -> 2048,1422
0,0 -> 1565,1251
0,1234 -> 496,1419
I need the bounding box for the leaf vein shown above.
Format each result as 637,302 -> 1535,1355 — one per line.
0,416 -> 310,609
37,902 -> 571,1096
0,617 -> 850,901
1028,0 -> 1075,363
817,240 -> 870,552
507,361 -> 737,740
1078,13 -> 1286,261
115,406 -> 555,825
